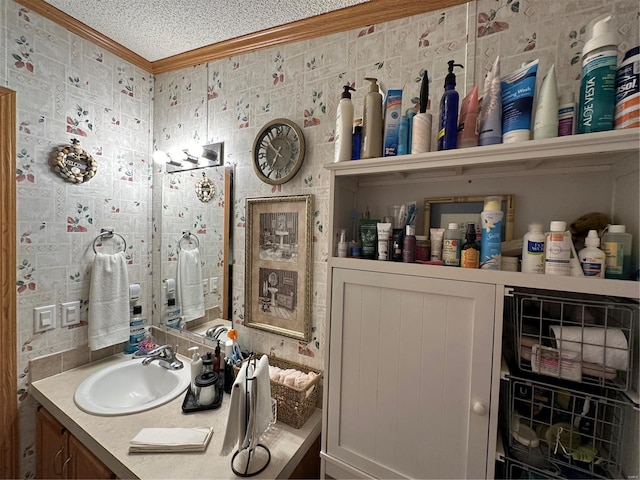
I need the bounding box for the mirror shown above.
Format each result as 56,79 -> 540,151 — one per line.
153,162 -> 233,340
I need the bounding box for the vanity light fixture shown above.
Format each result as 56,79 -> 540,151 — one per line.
157,142 -> 224,173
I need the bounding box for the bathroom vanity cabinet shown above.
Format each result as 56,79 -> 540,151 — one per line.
36,407 -> 115,479
320,129 -> 639,479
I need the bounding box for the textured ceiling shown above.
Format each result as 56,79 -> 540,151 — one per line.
43,0 -> 369,62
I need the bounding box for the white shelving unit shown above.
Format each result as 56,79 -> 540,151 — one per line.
320,129 -> 639,479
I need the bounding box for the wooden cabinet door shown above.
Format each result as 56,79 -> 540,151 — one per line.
326,269 -> 496,479
67,435 -> 115,479
36,407 -> 67,480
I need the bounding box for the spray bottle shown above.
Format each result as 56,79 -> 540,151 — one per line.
438,60 -> 464,150
335,85 -> 355,162
361,77 -> 383,158
578,14 -> 617,133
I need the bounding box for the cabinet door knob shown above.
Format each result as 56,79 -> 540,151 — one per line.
472,402 -> 487,416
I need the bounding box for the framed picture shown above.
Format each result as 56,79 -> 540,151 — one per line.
423,195 -> 515,241
245,194 -> 313,341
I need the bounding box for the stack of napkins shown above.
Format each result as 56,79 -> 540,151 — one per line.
129,427 -> 213,453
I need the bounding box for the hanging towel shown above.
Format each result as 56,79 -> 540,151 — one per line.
177,247 -> 204,321
221,360 -> 247,456
550,326 -> 629,371
88,252 -> 130,351
245,355 -> 272,451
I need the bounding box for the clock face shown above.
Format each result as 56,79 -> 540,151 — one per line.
252,118 -> 305,185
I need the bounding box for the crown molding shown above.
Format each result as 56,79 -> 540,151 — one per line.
15,0 -> 467,75
14,0 -> 153,72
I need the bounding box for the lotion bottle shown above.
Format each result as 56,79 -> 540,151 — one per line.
544,221 -> 571,276
533,63 -> 558,140
362,77 -> 383,159
188,346 -> 202,393
438,60 -> 464,150
521,223 -> 545,274
558,91 -> 576,136
334,85 -> 355,162
578,230 -> 606,278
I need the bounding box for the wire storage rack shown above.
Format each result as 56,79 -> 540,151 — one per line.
511,289 -> 637,392
506,375 -> 628,479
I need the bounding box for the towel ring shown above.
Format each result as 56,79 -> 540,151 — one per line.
178,231 -> 200,250
92,228 -> 127,254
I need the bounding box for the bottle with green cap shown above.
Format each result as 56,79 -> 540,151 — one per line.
361,77 -> 383,159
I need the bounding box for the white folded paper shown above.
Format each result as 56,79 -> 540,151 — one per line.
129,427 -> 213,453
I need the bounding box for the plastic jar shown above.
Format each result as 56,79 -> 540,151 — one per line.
415,235 -> 430,261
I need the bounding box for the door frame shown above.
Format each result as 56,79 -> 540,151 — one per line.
0,86 -> 18,479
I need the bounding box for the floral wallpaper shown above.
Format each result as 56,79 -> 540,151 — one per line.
2,0 -> 638,477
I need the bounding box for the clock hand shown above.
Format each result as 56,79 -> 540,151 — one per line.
267,141 -> 283,159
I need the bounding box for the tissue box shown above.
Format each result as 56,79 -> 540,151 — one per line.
234,354 -> 321,429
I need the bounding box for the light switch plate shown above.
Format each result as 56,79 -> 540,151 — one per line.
34,305 -> 56,333
61,300 -> 81,327
210,277 -> 218,293
203,278 -> 209,295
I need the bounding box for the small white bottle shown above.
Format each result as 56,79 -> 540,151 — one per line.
521,223 -> 545,274
334,85 -> 355,163
544,221 -> 571,276
188,346 -> 202,393
578,230 -> 606,278
337,228 -> 348,258
442,222 -> 463,267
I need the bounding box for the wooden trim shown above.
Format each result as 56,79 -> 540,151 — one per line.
15,0 -> 467,74
222,166 -> 233,320
14,0 -> 153,72
0,87 -> 18,480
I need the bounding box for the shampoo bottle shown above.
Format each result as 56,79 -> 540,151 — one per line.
533,63 -> 558,140
438,60 -> 464,150
334,84 -> 355,162
544,221 -> 571,276
188,346 -> 202,392
402,225 -> 416,263
521,223 -> 545,274
361,77 -> 383,159
579,230 -> 606,278
578,14 -> 617,134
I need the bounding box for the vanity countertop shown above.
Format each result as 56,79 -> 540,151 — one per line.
30,353 -> 322,479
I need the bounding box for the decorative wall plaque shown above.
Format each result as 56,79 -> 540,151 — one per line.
50,138 -> 97,184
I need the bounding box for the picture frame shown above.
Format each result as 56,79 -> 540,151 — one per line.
245,194 -> 313,341
423,195 -> 515,241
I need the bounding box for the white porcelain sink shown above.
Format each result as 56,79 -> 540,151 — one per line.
74,357 -> 190,416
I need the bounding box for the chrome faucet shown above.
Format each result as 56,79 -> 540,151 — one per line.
141,344 -> 184,370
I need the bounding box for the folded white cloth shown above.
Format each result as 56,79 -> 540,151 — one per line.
550,326 -> 629,371
88,252 -> 130,351
129,427 -> 213,453
177,247 -> 204,321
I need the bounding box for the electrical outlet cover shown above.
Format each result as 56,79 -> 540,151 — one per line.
61,300 -> 81,327
34,305 -> 56,332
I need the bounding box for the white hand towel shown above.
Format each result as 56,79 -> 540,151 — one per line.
177,247 -> 204,321
550,326 -> 629,371
88,252 -> 130,351
220,360 -> 247,456
246,355 -> 272,451
129,427 -> 213,453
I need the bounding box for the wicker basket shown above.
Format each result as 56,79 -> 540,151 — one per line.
233,354 -> 321,429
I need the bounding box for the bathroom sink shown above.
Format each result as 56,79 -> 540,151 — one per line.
74,357 -> 190,416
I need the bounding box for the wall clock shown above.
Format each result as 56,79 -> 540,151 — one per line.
252,118 -> 305,185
